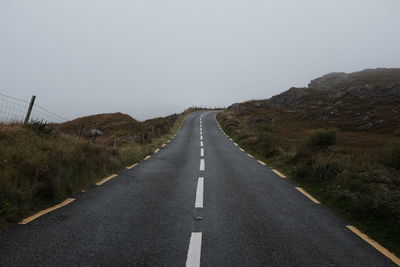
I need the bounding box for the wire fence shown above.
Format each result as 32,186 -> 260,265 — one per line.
0,93 -> 67,123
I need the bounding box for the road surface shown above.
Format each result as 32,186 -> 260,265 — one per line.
0,111 -> 396,266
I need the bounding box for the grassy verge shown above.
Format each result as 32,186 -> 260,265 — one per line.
217,111 -> 400,256
0,112 -> 187,230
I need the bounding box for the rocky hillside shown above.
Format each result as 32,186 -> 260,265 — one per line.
229,68 -> 400,133
57,112 -> 141,135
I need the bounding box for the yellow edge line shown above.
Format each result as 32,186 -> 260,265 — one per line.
346,225 -> 400,265
295,187 -> 321,204
257,160 -> 267,166
272,169 -> 287,179
19,198 -> 75,224
96,174 -> 118,186
126,163 -> 138,170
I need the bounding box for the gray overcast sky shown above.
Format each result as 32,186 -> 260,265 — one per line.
1,0 -> 400,120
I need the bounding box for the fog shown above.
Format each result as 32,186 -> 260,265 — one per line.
1,0 -> 399,120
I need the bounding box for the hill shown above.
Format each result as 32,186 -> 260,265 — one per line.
58,112 -> 141,135
57,112 -> 179,146
218,68 -> 400,255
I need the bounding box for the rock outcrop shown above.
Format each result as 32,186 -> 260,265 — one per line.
233,68 -> 400,133
265,68 -> 400,108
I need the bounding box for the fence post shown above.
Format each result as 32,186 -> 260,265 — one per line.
79,123 -> 84,139
24,95 -> 36,124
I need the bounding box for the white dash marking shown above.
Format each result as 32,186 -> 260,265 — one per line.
200,141 -> 203,147
195,177 -> 204,208
200,159 -> 205,171
186,232 -> 202,267
233,142 -> 238,147
200,148 -> 204,157
239,148 -> 245,152
200,135 -> 203,140
257,160 -> 266,166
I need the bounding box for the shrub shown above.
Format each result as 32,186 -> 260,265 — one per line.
26,120 -> 54,135
257,133 -> 280,158
294,160 -> 313,179
240,133 -> 279,158
307,128 -> 337,151
380,142 -> 400,170
311,152 -> 344,181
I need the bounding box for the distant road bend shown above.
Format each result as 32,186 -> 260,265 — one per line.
0,111 -> 396,266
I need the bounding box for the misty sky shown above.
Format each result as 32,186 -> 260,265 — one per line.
1,0 -> 400,121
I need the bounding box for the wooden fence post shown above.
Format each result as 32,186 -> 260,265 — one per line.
24,95 -> 36,124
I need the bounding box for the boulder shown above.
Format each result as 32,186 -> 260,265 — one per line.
90,129 -> 104,137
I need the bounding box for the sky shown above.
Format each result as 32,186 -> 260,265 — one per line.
1,0 -> 400,121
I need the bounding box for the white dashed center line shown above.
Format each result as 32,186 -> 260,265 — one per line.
185,114 -> 206,267
195,177 -> 204,208
186,232 -> 202,267
200,159 -> 205,171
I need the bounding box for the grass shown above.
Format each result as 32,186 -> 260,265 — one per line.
218,107 -> 400,256
0,111 -> 188,229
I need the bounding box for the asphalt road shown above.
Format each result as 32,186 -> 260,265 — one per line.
0,111 -> 396,266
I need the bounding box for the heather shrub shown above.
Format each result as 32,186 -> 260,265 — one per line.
307,128 -> 337,151
380,142 -> 400,170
